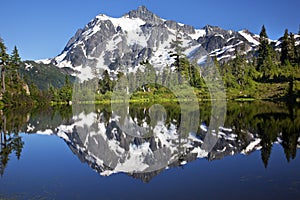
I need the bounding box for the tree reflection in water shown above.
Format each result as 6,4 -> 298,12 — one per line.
0,102 -> 299,178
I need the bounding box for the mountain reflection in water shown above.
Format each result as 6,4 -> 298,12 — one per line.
0,101 -> 300,183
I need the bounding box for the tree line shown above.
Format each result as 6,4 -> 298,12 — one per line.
93,26 -> 300,101
0,38 -> 73,105
0,25 -> 300,105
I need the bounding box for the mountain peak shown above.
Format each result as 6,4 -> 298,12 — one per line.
137,5 -> 149,12
49,7 -> 264,81
126,6 -> 163,25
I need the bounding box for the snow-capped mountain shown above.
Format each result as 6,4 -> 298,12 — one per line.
43,6 -> 261,81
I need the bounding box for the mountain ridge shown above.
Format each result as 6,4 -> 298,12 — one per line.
35,6 -> 265,81
34,6 -> 300,82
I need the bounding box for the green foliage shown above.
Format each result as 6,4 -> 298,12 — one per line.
281,30 -> 298,66
257,25 -> 278,79
51,75 -> 73,103
98,70 -> 115,94
9,46 -> 21,71
0,38 -> 10,92
20,61 -> 74,90
1,25 -> 300,105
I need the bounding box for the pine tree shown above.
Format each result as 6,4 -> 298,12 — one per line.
143,62 -> 156,91
161,66 -> 169,86
169,31 -> 185,84
0,38 -> 9,93
281,29 -> 290,65
281,30 -> 297,67
232,49 -> 247,87
257,25 -> 276,79
98,70 -> 112,94
289,33 -> 297,66
8,46 -> 22,88
127,72 -> 136,93
257,25 -> 268,71
10,46 -> 21,71
135,68 -> 143,91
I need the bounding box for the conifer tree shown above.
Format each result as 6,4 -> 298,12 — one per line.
281,30 -> 297,67
9,46 -> 22,89
169,31 -> 185,84
257,25 -> 276,78
10,46 -> 21,71
232,49 -> 246,87
281,29 -> 290,65
289,33 -> 297,66
0,38 -> 9,93
98,70 -> 112,94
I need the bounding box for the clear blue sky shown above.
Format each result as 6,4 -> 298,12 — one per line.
0,0 -> 299,60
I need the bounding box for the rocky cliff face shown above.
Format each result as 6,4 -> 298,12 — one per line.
45,6 -> 261,81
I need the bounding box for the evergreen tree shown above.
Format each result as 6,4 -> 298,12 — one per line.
98,70 -> 112,94
0,38 -> 9,93
56,75 -> 73,102
289,33 -> 297,66
135,69 -> 143,91
232,49 -> 246,86
8,46 -> 22,88
169,31 -> 186,84
10,46 -> 21,71
189,61 -> 204,89
143,62 -> 156,91
296,28 -> 300,66
127,72 -> 136,93
161,66 -> 169,86
281,29 -> 290,65
257,25 -> 277,79
281,31 -> 297,66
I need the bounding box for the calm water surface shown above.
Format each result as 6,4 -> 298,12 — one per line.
0,101 -> 299,199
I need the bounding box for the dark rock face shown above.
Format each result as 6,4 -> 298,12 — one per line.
127,5 -> 164,25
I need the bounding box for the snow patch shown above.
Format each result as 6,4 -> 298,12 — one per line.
191,147 -> 208,158
180,161 -> 187,165
70,64 -> 98,82
200,124 -> 208,132
190,29 -> 206,40
36,129 -> 53,135
57,130 -> 70,141
113,142 -> 151,173
97,14 -> 146,32
217,147 -> 226,152
35,58 -> 51,64
239,30 -> 260,46
197,56 -> 207,65
26,124 -> 35,132
25,63 -> 34,71
215,34 -> 224,39
241,138 -> 261,154
217,55 -> 231,61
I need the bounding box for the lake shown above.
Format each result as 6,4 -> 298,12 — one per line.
0,101 -> 300,199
